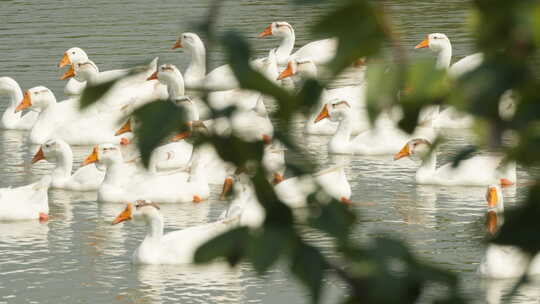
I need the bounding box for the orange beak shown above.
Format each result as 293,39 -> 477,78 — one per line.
393,144 -> 410,161
171,131 -> 190,142
415,37 -> 430,49
15,91 -> 32,113
83,146 -> 99,166
278,62 -> 294,80
272,173 -> 284,185
58,52 -> 70,68
112,203 -> 133,225
115,119 -> 132,136
219,177 -> 234,201
314,104 -> 330,123
31,147 -> 46,164
487,187 -> 498,209
146,71 -> 158,81
500,178 -> 513,186
258,24 -> 272,38
60,64 -> 75,80
171,39 -> 182,50
487,210 -> 498,236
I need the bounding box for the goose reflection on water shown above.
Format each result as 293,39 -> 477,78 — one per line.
133,263 -> 244,304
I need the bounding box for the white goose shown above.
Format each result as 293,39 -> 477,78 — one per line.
221,165 -> 351,209
258,21 -> 338,66
149,62 -> 274,143
207,48 -> 279,112
478,185 -> 540,278
0,176 -> 51,221
273,165 -> 352,207
85,144 -> 209,204
64,59 -> 166,113
111,200 -> 239,264
58,47 -> 89,96
315,100 -> 435,155
116,122 -> 194,174
172,32 -> 267,91
31,138 -> 105,191
220,173 -> 264,228
58,47 -> 144,96
415,33 -> 482,128
0,77 -> 38,130
16,86 -> 131,145
278,59 -> 368,135
393,138 -> 516,186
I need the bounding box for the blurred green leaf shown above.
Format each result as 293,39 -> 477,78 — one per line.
79,80 -> 119,109
251,170 -> 294,227
247,226 -> 293,274
449,60 -> 523,119
451,145 -> 478,168
290,242 -> 328,303
194,226 -> 250,266
208,134 -> 265,168
313,0 -> 387,73
399,59 -> 449,133
133,101 -> 189,167
366,62 -> 399,126
493,183 -> 540,254
309,199 -> 356,242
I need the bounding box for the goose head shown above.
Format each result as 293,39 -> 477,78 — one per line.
58,47 -> 89,68
112,200 -> 162,225
32,138 -> 68,164
147,64 -> 182,85
415,33 -> 451,53
278,59 -> 317,80
61,61 -> 99,82
0,77 -> 19,94
258,21 -> 294,38
147,64 -> 185,99
314,100 -> 352,123
15,86 -> 55,112
172,32 -> 205,52
83,144 -> 123,167
393,138 -> 432,161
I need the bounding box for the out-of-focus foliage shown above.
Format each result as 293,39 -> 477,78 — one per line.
80,0 -> 540,302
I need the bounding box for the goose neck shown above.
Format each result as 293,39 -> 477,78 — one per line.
332,113 -> 353,144
436,45 -> 452,70
144,213 -> 164,240
167,77 -> 185,100
1,85 -> 23,125
185,43 -> 207,86
188,149 -> 208,184
417,151 -> 437,178
276,31 -> 295,65
52,145 -> 74,178
102,161 -> 127,186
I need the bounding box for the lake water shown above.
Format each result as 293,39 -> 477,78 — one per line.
0,0 -> 538,303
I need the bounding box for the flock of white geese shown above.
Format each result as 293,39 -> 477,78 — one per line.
0,22 -> 535,278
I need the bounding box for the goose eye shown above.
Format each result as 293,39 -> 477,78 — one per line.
45,144 -> 50,148
34,92 -> 38,95
72,51 -> 75,54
